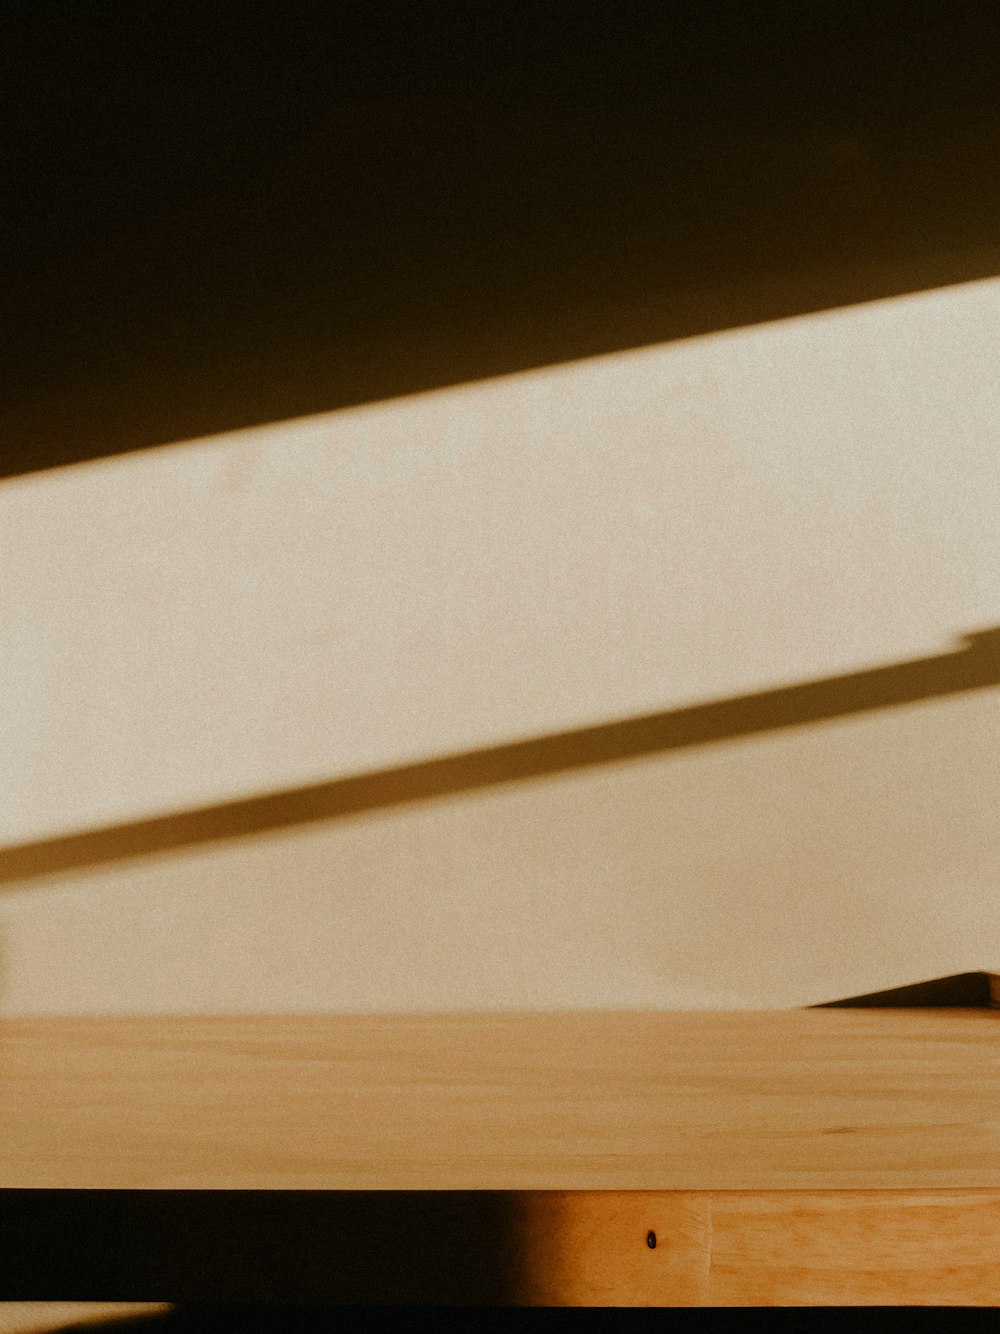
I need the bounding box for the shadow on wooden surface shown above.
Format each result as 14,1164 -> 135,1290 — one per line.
0,1193 -> 521,1306
2,628 -> 998,889
2,1304 -> 961,1331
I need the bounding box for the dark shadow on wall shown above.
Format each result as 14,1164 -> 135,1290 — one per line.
1,627 -> 997,889
807,970 -> 1000,1008
4,4 -> 1000,477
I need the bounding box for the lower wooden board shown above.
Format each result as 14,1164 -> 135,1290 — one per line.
3,1188 -> 1000,1306
514,1189 -> 1000,1306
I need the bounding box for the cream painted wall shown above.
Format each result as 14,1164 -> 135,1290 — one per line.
1,277 -> 999,1013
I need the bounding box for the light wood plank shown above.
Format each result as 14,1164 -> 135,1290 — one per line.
0,1010 -> 996,1190
512,1191 -> 712,1305
510,1190 -> 1000,1305
705,1189 -> 1000,1307
11,1190 -> 998,1306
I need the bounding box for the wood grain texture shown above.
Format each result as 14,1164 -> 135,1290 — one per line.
704,1190 -> 1000,1307
512,1190 -> 1000,1306
0,1010 -> 997,1190
7,1192 -> 999,1307
511,1191 -> 713,1305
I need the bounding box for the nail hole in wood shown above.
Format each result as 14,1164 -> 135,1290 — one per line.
646,1230 -> 657,1249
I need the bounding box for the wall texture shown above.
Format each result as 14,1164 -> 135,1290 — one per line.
2,276 -> 998,1013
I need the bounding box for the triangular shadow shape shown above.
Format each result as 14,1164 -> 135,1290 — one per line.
808,970 -> 1000,1008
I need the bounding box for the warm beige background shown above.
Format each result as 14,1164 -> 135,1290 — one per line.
1,277 -> 998,1013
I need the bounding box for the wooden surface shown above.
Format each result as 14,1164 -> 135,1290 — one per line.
2,1010 -> 1000,1305
6,1188 -> 1000,1307
514,1189 -> 1000,1306
0,1010 -> 997,1191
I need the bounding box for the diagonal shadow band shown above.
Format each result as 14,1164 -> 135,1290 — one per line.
7,9 -> 1000,479
807,969 -> 1000,1008
1,627 -> 998,888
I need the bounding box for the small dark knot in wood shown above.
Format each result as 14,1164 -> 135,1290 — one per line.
646,1230 -> 657,1249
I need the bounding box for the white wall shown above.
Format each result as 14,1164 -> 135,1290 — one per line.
2,276 -> 999,1013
